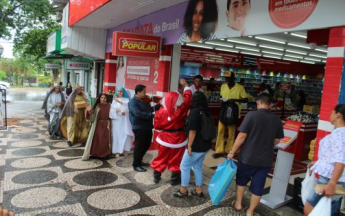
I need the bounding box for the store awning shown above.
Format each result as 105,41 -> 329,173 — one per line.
43,53 -> 74,60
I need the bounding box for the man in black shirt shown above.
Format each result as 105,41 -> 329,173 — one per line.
227,93 -> 284,216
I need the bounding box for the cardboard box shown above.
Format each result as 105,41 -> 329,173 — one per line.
74,101 -> 87,109
303,105 -> 320,114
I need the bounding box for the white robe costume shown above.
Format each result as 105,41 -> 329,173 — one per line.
109,97 -> 134,154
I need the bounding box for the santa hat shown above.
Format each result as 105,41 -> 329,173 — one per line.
163,92 -> 180,121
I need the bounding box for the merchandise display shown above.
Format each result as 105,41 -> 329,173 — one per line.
286,112 -> 318,123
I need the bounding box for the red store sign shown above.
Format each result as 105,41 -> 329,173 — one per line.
112,32 -> 161,58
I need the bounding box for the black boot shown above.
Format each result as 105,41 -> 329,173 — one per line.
171,172 -> 181,186
153,170 -> 161,184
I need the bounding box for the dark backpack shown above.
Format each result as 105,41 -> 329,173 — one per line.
200,111 -> 217,141
219,102 -> 239,126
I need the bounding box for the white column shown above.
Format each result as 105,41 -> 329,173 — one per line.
170,44 -> 181,92
61,60 -> 68,86
90,62 -> 97,98
70,70 -> 76,86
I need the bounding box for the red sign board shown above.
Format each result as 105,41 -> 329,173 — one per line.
283,120 -> 302,132
124,57 -> 159,94
269,0 -> 318,29
112,32 -> 161,58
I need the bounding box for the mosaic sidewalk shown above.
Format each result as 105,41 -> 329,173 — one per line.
0,100 -> 302,216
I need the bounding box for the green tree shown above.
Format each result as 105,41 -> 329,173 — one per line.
0,69 -> 7,80
0,0 -> 52,40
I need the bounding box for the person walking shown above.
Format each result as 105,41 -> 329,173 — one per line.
227,93 -> 284,216
174,91 -> 212,197
128,84 -> 159,172
82,93 -> 111,160
110,87 -> 134,158
304,104 -> 345,215
213,71 -> 248,158
66,82 -> 73,97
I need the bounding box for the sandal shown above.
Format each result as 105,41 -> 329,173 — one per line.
173,189 -> 188,198
230,200 -> 242,212
191,189 -> 204,197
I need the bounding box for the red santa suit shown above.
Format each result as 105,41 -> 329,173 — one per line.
151,87 -> 192,173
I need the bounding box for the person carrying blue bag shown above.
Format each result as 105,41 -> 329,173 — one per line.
227,93 -> 284,216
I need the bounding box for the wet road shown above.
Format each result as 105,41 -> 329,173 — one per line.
6,88 -> 46,102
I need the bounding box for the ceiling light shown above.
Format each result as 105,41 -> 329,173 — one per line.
248,36 -> 253,38
236,46 -> 260,52
283,58 -> 299,62
215,48 -> 239,53
262,50 -> 283,56
205,54 -> 222,58
255,36 -> 285,44
315,48 -> 328,53
288,43 -> 311,49
309,53 -> 326,59
284,54 -> 303,59
263,55 -> 281,59
129,0 -> 155,11
322,60 -> 327,63
220,39 -> 225,41
205,41 -> 233,48
186,44 -> 213,49
259,45 -> 284,51
300,60 -> 315,64
304,57 -> 321,62
241,51 -> 261,56
227,39 -> 257,46
290,33 -> 307,38
286,49 -> 307,55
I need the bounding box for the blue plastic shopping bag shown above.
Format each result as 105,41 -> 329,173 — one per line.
208,159 -> 237,206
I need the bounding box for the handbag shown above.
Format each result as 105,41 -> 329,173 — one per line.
208,159 -> 237,206
301,168 -> 316,204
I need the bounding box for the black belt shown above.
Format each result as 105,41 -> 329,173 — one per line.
162,128 -> 184,133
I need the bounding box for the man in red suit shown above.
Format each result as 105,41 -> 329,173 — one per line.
151,78 -> 192,185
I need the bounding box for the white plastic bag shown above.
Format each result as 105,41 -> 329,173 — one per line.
301,168 -> 316,204
309,197 -> 331,216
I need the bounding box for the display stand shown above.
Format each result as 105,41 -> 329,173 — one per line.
260,150 -> 295,209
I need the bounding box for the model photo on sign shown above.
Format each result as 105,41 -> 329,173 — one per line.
177,0 -> 218,43
116,56 -> 126,88
224,0 -> 251,37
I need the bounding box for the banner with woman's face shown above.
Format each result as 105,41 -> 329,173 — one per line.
106,0 -> 345,52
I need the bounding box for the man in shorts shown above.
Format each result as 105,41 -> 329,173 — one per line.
227,93 -> 284,216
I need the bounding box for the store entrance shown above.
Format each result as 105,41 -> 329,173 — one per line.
178,30 -> 327,163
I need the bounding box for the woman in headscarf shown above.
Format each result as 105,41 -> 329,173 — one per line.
42,85 -> 65,138
82,93 -> 111,160
60,86 -> 90,146
110,87 -> 134,158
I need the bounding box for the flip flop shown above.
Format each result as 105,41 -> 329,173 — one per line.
230,200 -> 242,212
173,189 -> 188,198
191,189 -> 204,197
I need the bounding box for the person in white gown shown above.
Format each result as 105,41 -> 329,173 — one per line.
110,87 -> 134,157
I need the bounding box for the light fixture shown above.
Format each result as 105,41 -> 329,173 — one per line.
236,46 -> 260,52
315,48 -> 328,53
290,33 -> 307,38
284,54 -> 303,59
262,50 -> 283,56
309,53 -> 327,59
220,38 -> 225,41
283,58 -> 299,62
241,51 -> 261,56
215,48 -> 239,53
288,43 -> 311,49
286,49 -> 307,55
322,60 -> 327,63
255,36 -> 285,44
205,41 -> 233,48
227,39 -> 257,46
186,44 -> 213,49
259,45 -> 284,51
129,0 -> 155,11
300,60 -> 315,64
304,57 -> 321,62
205,53 -> 222,58
263,55 -> 281,59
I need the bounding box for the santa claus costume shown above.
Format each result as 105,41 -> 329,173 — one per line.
151,86 -> 192,185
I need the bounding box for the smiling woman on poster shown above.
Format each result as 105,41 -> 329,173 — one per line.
225,0 -> 251,37
116,56 -> 126,88
177,0 -> 218,43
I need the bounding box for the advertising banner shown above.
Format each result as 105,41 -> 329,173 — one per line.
116,56 -> 158,94
66,61 -> 91,70
46,30 -> 61,54
276,120 -> 302,150
113,32 -> 161,58
106,0 -> 345,52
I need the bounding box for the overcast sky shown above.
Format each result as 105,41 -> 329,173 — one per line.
0,39 -> 14,59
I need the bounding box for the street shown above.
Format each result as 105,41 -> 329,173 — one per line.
0,88 -> 300,216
